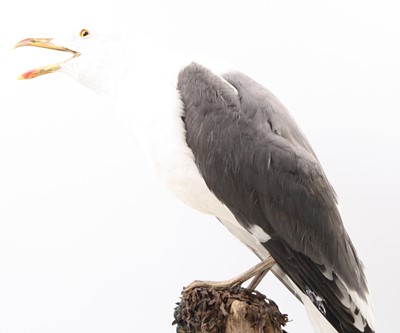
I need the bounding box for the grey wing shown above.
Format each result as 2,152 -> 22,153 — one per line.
177,62 -> 374,333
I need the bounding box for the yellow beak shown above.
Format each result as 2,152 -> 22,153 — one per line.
14,37 -> 80,79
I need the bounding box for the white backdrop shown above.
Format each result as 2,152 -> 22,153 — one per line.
0,1 -> 398,332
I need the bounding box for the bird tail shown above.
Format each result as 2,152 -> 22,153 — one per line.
271,264 -> 338,333
271,263 -> 376,333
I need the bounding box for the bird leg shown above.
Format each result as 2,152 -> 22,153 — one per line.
184,255 -> 275,292
246,268 -> 269,290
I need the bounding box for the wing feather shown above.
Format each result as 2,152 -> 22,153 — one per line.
177,62 -> 374,333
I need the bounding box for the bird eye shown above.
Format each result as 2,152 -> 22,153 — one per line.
79,29 -> 90,38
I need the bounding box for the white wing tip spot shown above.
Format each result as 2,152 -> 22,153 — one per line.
249,224 -> 271,243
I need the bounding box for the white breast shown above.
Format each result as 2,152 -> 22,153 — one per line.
114,52 -> 272,259
115,53 -> 231,217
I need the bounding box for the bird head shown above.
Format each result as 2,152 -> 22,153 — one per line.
14,27 -> 133,98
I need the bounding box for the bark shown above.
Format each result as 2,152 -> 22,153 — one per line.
225,299 -> 285,333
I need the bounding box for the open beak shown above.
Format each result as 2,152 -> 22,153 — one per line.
14,38 -> 80,79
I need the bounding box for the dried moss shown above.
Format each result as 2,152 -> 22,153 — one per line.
173,286 -> 288,333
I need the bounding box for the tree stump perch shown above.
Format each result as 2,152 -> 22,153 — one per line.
173,286 -> 288,333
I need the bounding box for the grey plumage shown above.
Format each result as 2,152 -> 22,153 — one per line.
177,62 -> 372,333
